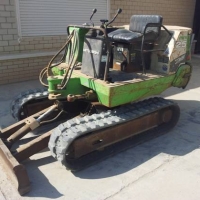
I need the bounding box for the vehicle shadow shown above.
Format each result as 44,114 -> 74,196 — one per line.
22,155 -> 63,198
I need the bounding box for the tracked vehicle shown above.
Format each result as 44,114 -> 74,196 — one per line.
0,9 -> 192,195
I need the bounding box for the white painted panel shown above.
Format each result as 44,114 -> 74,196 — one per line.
16,0 -> 109,36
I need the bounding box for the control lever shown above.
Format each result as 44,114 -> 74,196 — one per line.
106,8 -> 122,27
82,8 -> 97,26
90,8 -> 97,27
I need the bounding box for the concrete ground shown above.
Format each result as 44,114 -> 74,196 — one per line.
0,57 -> 200,200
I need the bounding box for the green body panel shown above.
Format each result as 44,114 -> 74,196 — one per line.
79,75 -> 175,107
67,27 -> 89,63
186,33 -> 191,54
48,75 -> 89,97
79,77 -> 110,106
172,64 -> 192,88
48,63 -> 192,107
51,67 -> 64,76
109,77 -> 174,107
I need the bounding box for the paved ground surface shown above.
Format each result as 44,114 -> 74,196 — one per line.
0,57 -> 200,200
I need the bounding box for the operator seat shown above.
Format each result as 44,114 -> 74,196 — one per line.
108,15 -> 163,43
108,15 -> 163,73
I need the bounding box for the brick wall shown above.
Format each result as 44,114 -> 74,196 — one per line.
0,0 -> 67,85
0,0 -> 196,85
0,0 -> 67,55
110,0 -> 196,27
0,56 -> 54,85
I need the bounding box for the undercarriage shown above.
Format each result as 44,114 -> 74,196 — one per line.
0,96 -> 179,194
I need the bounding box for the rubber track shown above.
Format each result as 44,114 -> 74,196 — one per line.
49,97 -> 179,170
10,88 -> 48,121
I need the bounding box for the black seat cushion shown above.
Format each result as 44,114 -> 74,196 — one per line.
108,29 -> 142,43
108,28 -> 158,43
108,15 -> 162,43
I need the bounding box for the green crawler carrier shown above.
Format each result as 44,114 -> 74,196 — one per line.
0,8 -> 192,195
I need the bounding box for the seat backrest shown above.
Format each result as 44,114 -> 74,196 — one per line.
129,15 -> 163,35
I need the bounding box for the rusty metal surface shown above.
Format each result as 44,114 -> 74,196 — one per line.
0,107 -> 49,139
14,131 -> 51,162
25,99 -> 53,117
63,103 -> 180,171
7,123 -> 31,147
72,109 -> 165,158
0,139 -> 30,195
0,105 -> 59,195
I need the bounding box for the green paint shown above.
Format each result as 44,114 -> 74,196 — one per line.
79,64 -> 192,107
48,63 -> 192,107
67,26 -> 89,63
186,33 -> 191,55
178,35 -> 188,41
51,67 -> 65,76
80,75 -> 175,107
79,77 -> 110,106
109,76 -> 174,107
48,75 -> 89,98
172,64 -> 192,88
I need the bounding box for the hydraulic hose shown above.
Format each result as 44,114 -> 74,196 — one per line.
59,30 -> 79,89
39,30 -> 75,87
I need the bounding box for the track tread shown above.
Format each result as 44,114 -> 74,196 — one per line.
48,97 -> 177,170
10,88 -> 48,121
